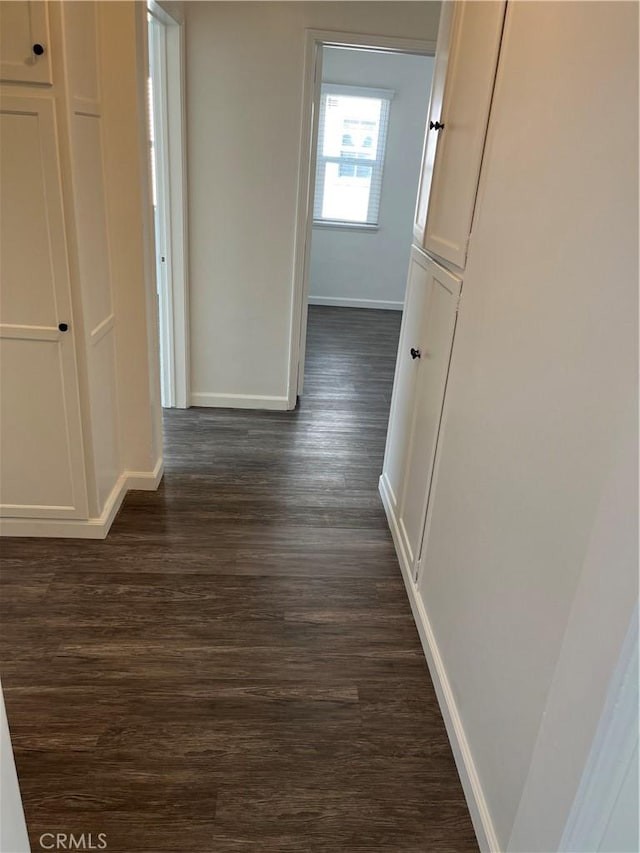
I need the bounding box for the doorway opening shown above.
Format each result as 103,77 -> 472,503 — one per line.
289,33 -> 436,411
146,2 -> 189,409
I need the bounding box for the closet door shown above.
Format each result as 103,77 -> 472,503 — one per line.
396,254 -> 461,576
0,96 -> 87,518
415,1 -> 505,270
0,2 -> 52,86
382,247 -> 433,515
414,1 -> 454,244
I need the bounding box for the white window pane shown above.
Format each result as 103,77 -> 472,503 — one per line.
322,95 -> 382,162
314,85 -> 392,226
322,162 -> 371,222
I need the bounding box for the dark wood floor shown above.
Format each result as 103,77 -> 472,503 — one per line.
1,306 -> 477,852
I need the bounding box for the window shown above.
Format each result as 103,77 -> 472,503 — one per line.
313,84 -> 394,227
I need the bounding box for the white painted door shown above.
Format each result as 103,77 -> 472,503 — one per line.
415,1 -> 505,270
0,1 -> 52,86
0,96 -> 88,518
395,253 -> 461,575
414,1 -> 454,244
383,247 -> 433,514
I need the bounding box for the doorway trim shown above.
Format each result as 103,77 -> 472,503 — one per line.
148,0 -> 190,408
287,29 -> 437,409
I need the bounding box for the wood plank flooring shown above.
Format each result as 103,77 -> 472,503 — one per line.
0,306 -> 478,852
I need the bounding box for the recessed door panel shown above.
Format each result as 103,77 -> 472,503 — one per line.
72,113 -> 112,333
87,331 -> 120,512
63,0 -> 99,105
1,337 -> 77,511
0,110 -> 57,326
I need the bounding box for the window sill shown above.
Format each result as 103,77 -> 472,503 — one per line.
312,220 -> 379,233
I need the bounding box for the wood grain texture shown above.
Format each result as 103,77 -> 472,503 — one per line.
0,307 -> 477,852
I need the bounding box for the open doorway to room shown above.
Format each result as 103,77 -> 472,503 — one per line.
291,35 -> 435,430
146,2 -> 189,409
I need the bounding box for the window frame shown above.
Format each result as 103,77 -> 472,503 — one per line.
313,83 -> 395,229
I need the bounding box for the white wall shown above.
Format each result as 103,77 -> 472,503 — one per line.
309,48 -> 433,311
184,2 -> 441,408
599,742 -> 639,853
100,2 -> 163,476
415,2 -> 638,849
508,441 -> 638,851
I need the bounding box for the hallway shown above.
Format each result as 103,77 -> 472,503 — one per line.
0,306 -> 477,852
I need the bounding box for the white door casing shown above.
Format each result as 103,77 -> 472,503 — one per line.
148,11 -> 174,408
290,30 -> 437,405
147,1 -> 190,409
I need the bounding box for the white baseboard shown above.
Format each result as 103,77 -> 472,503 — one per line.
190,392 -> 290,411
125,456 -> 164,491
379,473 -> 500,853
308,296 -> 403,311
0,459 -> 164,540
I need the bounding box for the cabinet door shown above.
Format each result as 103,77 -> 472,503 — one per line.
383,247 -> 433,514
395,254 -> 461,575
414,2 -> 454,244
0,1 -> 52,85
0,97 -> 87,518
416,1 -> 505,269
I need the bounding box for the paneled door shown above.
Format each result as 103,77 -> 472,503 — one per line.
395,253 -> 461,576
0,1 -> 52,86
0,96 -> 87,518
383,247 -> 434,515
415,1 -> 506,269
414,0 -> 454,244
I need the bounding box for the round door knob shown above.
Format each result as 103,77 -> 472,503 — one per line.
32,43 -> 45,56
410,347 -> 421,360
429,120 -> 445,131
58,322 -> 69,332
